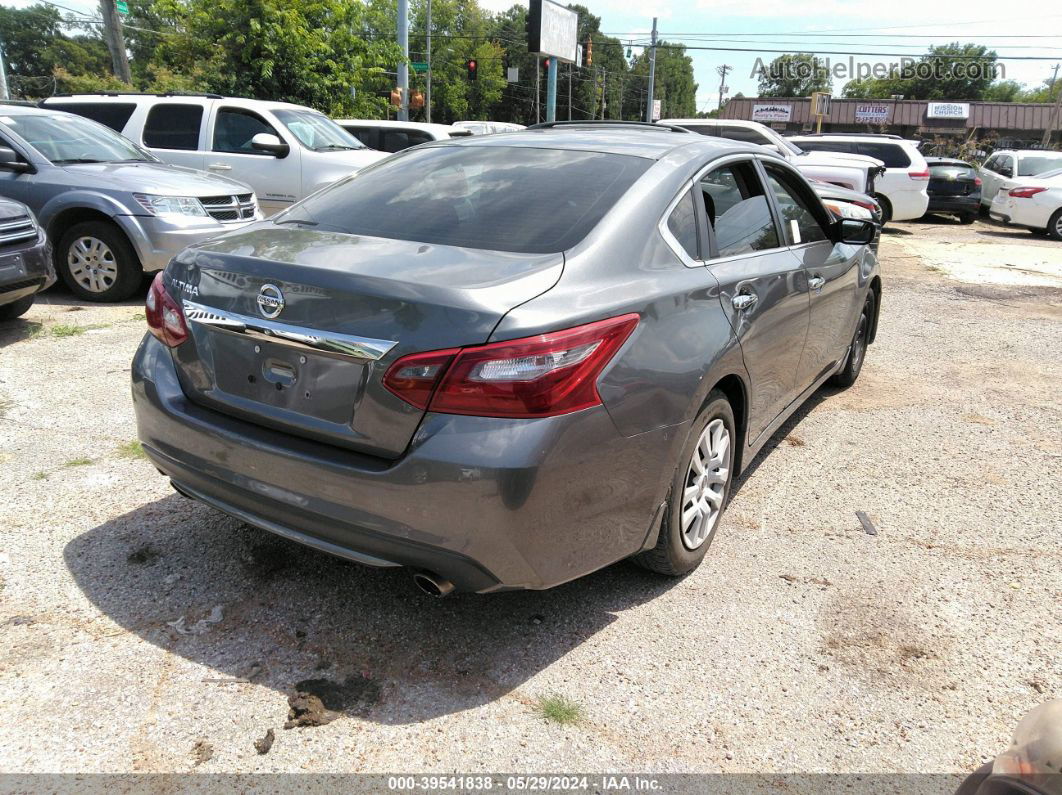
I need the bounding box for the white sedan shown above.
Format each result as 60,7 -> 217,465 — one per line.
989,168 -> 1062,241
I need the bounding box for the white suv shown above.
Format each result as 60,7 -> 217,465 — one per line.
978,150 -> 1062,210
787,134 -> 930,222
660,118 -> 885,197
43,94 -> 388,215
335,120 -> 472,152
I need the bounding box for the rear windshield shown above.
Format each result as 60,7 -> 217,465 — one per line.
1017,153 -> 1062,177
929,163 -> 976,179
45,102 -> 135,132
280,145 -> 652,254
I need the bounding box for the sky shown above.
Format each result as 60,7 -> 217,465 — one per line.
11,0 -> 1062,113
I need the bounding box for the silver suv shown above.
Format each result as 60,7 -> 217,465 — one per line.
0,105 -> 259,301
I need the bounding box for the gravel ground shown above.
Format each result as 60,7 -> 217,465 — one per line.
0,217 -> 1059,775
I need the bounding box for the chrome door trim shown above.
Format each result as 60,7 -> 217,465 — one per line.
182,300 -> 398,361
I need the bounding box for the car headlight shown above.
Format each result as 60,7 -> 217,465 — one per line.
133,194 -> 208,218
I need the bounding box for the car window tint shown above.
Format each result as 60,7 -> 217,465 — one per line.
286,146 -> 652,254
213,108 -> 277,154
666,188 -> 699,259
929,163 -> 976,180
762,165 -> 830,246
700,161 -> 779,257
46,102 -> 135,132
983,155 -> 999,172
854,142 -> 911,168
1017,153 -> 1062,176
381,130 -> 412,152
998,156 -> 1014,176
678,124 -> 717,136
718,126 -> 772,145
143,103 -> 203,150
346,128 -> 378,149
797,140 -> 855,154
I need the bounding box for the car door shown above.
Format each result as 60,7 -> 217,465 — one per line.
139,101 -> 206,172
207,105 -> 301,214
979,155 -> 1001,206
760,159 -> 861,386
697,156 -> 811,442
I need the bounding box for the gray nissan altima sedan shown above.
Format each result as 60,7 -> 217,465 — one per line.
131,121 -> 881,595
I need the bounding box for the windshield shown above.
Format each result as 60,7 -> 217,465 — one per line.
1017,152 -> 1062,176
277,145 -> 652,254
5,112 -> 154,164
272,109 -> 366,151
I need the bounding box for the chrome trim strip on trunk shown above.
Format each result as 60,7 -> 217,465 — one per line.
182,300 -> 398,361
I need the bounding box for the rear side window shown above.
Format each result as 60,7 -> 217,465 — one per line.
286,146 -> 652,254
346,128 -> 379,148
854,142 -> 911,168
700,161 -> 779,257
798,140 -> 855,154
718,126 -> 772,145
665,188 -> 699,259
143,103 -> 203,150
380,129 -> 434,152
678,124 -> 717,136
1017,153 -> 1062,176
46,102 -> 135,132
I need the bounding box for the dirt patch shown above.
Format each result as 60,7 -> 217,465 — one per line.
284,677 -> 380,728
254,728 -> 275,755
191,740 -> 213,766
243,542 -> 293,579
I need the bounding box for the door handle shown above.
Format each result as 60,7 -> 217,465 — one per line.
808,276 -> 825,291
731,292 -> 758,311
208,163 -> 232,171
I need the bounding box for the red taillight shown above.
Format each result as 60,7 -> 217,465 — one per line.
974,177 -> 982,186
145,272 -> 189,347
383,314 -> 640,418
852,199 -> 878,213
1008,186 -> 1046,199
908,170 -> 930,180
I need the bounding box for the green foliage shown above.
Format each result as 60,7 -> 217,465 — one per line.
535,694 -> 583,724
755,53 -> 831,98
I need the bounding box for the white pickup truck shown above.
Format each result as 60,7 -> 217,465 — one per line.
43,94 -> 389,216
660,118 -> 885,197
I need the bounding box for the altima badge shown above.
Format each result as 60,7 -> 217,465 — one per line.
257,283 -> 285,319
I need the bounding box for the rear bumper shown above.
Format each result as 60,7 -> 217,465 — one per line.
131,335 -> 676,592
927,195 -> 979,214
884,188 -> 930,221
0,233 -> 54,306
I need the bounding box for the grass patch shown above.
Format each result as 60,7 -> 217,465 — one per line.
31,471 -> 48,480
117,440 -> 146,460
534,694 -> 583,725
33,323 -> 107,338
63,457 -> 93,468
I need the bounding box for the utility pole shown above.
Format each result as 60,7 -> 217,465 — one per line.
600,70 -> 607,119
546,57 -> 558,122
535,61 -> 540,124
716,64 -> 731,114
645,17 -> 657,122
425,0 -> 431,123
397,0 -> 409,121
99,0 -> 131,84
0,38 -> 9,100
567,63 -> 572,120
1043,63 -> 1062,147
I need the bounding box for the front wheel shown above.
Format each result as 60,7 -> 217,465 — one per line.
56,221 -> 142,302
830,292 -> 875,388
631,391 -> 736,576
1048,209 -> 1062,242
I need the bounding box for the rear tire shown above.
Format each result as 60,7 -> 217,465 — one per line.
959,212 -> 976,225
1048,209 -> 1062,242
632,391 -> 736,577
0,294 -> 34,320
830,292 -> 875,388
56,221 -> 141,302
875,195 -> 892,224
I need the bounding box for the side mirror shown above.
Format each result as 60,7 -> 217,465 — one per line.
835,218 -> 876,245
250,133 -> 289,158
999,167 -> 1013,178
0,147 -> 33,173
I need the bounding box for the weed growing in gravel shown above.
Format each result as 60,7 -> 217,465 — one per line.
63,457 -> 93,468
34,323 -> 107,338
117,440 -> 146,459
535,694 -> 583,725
31,471 -> 48,480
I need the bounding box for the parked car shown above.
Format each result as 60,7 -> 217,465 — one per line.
988,167 -> 1062,240
978,149 -> 1062,210
0,198 -> 53,319
0,106 -> 260,301
41,94 -> 388,216
334,119 -> 472,152
924,157 -> 982,224
787,133 -> 930,222
132,120 -> 881,595
660,118 -> 885,197
451,120 -> 526,135
810,181 -> 882,252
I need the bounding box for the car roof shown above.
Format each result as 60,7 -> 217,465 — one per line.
437,125 -> 761,161
659,118 -> 769,130
0,105 -> 71,117
43,94 -> 321,114
993,149 -> 1062,156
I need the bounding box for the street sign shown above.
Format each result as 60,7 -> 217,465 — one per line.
652,99 -> 661,121
411,61 -> 428,73
507,67 -> 518,83
116,0 -> 128,13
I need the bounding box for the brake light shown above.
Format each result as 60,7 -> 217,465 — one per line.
974,177 -> 982,186
1008,186 -> 1046,199
908,170 -> 930,180
852,199 -> 878,213
145,272 -> 189,347
383,314 -> 640,418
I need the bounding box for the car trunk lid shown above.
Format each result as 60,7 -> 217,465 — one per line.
165,225 -> 563,458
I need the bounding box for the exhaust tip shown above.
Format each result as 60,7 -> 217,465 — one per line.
412,571 -> 455,598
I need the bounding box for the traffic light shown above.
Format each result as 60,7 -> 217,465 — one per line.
466,59 -> 478,80
542,57 -> 551,71
585,38 -> 593,67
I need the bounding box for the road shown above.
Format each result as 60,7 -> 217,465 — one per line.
0,217 -> 1059,773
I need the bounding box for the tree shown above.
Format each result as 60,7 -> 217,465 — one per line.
841,43 -> 1001,101
755,53 -> 831,97
622,42 -> 698,120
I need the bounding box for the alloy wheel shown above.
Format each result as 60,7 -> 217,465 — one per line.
680,418 -> 730,550
68,236 -> 118,294
850,310 -> 869,373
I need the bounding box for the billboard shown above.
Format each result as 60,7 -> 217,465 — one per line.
751,104 -> 792,122
527,0 -> 578,63
927,102 -> 970,120
855,103 -> 891,123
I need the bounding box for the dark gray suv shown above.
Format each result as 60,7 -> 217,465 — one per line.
132,122 -> 881,595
